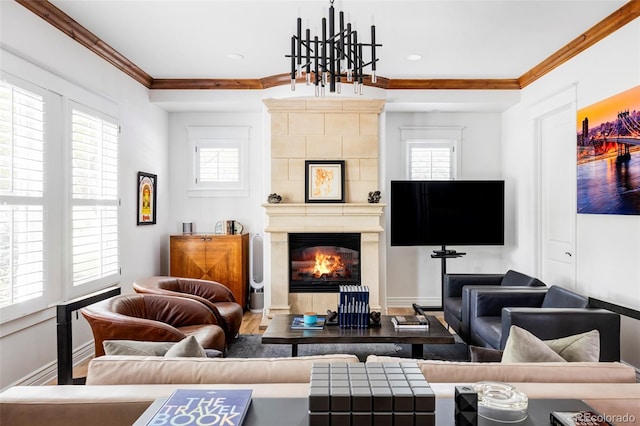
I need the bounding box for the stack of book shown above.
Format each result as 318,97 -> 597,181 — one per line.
338,285 -> 370,328
391,314 -> 430,330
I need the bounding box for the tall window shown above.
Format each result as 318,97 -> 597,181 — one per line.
0,73 -> 120,324
0,81 -> 46,310
188,126 -> 250,197
70,105 -> 119,289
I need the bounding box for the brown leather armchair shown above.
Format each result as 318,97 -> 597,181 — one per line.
133,276 -> 243,341
81,293 -> 226,357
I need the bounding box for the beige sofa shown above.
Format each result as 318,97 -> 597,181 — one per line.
368,355 -> 640,421
1,354 -> 638,426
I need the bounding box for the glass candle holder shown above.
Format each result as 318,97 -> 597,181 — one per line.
473,381 -> 528,423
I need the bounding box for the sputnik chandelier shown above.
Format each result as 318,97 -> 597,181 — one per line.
287,0 -> 381,96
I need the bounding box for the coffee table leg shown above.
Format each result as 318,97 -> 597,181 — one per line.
291,344 -> 298,357
411,344 -> 424,359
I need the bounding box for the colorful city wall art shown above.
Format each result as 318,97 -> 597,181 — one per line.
577,85 -> 640,215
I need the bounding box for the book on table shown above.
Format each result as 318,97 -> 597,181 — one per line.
144,389 -> 252,426
291,316 -> 326,330
391,315 -> 430,329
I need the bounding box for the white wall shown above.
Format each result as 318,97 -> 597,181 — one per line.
0,2 -> 169,390
167,112 -> 265,239
502,19 -> 640,366
166,112 -> 266,277
384,112 -> 506,307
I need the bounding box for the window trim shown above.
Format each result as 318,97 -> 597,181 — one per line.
1,49 -> 121,330
187,126 -> 250,198
400,126 -> 464,181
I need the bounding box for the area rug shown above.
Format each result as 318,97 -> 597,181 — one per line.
227,334 -> 469,362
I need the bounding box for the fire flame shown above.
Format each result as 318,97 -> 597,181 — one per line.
313,252 -> 344,278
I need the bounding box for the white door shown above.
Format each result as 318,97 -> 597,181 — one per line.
538,102 -> 577,289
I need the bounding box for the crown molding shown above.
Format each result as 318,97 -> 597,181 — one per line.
519,0 -> 640,88
16,0 -> 153,88
17,0 -> 640,92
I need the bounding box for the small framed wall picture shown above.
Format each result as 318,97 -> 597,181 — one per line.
137,171 -> 157,225
305,160 -> 345,203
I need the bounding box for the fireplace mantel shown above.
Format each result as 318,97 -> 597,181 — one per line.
262,203 -> 385,233
263,203 -> 385,316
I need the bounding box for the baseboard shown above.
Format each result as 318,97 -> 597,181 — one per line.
8,341 -> 93,388
386,296 -> 441,309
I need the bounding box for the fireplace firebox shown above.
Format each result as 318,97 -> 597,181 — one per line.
289,233 -> 361,293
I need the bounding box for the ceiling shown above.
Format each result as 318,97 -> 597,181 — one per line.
46,0 -> 628,80
22,1 -> 634,111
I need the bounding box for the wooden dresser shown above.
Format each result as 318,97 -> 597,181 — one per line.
169,233 -> 249,308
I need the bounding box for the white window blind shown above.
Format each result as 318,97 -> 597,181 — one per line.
197,145 -> 240,183
70,106 -> 119,287
0,81 -> 46,308
407,140 -> 457,180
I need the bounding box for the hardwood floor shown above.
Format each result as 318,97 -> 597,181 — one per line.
239,311 -> 266,334
49,307 -> 444,385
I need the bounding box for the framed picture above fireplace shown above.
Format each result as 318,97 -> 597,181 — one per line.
305,160 -> 345,203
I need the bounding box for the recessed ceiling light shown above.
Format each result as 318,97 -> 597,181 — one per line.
406,54 -> 422,61
226,53 -> 245,60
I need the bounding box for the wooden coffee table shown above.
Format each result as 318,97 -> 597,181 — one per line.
261,314 -> 455,358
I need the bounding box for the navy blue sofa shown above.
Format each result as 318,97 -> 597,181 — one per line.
467,285 -> 621,361
442,269 -> 546,341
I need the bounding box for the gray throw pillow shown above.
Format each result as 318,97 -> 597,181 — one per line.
545,329 -> 600,362
103,340 -> 175,356
469,345 -> 503,362
501,326 -> 600,363
204,349 -> 224,358
164,335 -> 207,358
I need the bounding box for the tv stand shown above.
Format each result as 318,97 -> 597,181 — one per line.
413,245 -> 465,312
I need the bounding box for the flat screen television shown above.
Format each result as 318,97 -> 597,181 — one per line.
390,180 -> 505,246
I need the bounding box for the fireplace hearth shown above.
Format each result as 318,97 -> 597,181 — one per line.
289,233 -> 361,293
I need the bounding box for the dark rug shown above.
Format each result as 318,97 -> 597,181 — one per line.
227,334 -> 470,362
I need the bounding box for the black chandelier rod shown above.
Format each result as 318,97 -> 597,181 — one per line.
286,1 -> 381,96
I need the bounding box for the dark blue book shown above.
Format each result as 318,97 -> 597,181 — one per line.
146,389 -> 252,426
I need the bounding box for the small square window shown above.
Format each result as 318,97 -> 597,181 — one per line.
187,127 -> 250,197
406,140 -> 457,180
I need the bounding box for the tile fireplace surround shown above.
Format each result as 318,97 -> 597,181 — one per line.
263,98 -> 385,316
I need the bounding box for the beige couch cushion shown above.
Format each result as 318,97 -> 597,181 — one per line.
366,356 -> 636,383
0,383 -> 310,426
86,354 -> 360,385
